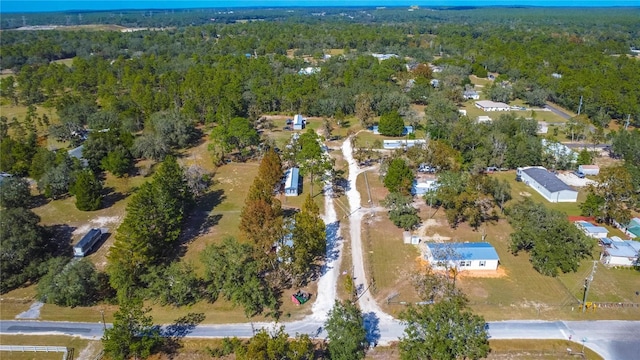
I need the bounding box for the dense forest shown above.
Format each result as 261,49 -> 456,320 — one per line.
1,6 -> 639,358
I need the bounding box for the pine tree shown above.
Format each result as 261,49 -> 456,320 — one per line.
240,166 -> 284,268
258,147 -> 283,191
71,169 -> 102,211
325,300 -> 367,360
291,194 -> 326,284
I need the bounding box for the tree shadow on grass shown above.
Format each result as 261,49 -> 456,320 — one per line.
45,224 -> 76,257
101,186 -> 126,209
172,189 -> 225,259
160,312 -> 206,357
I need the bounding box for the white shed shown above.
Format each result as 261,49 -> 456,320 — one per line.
293,114 -> 305,130
578,165 -> 600,176
517,166 -> 578,203
425,242 -> 500,271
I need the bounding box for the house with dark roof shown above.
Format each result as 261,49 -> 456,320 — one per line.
517,166 -> 578,203
424,242 -> 500,271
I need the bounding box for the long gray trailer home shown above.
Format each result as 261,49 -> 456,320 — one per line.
73,228 -> 103,257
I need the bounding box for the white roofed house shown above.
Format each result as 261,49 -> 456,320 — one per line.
517,166 -> 578,203
600,238 -> 640,267
475,100 -> 510,111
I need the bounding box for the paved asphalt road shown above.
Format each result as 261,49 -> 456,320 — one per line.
544,104 -> 572,119
2,319 -> 640,359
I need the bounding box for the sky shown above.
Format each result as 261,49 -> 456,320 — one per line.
1,1 -> 638,13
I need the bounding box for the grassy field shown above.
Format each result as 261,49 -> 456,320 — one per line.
0,335 -> 99,360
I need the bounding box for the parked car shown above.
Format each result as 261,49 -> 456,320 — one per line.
573,170 -> 585,179
286,119 -> 293,125
283,126 -> 292,131
486,166 -> 498,173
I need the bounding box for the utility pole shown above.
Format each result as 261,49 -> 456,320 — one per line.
100,309 -> 106,331
577,95 -> 583,116
581,261 -> 597,313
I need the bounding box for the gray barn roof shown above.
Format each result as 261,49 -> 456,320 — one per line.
522,167 -> 574,193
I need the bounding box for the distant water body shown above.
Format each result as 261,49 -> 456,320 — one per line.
2,1 -> 638,13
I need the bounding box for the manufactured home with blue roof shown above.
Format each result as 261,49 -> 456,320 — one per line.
284,167 -> 301,196
425,242 -> 500,271
601,238 -> 640,267
575,220 -> 609,239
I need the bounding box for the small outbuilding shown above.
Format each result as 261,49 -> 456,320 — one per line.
284,167 -> 301,196
293,114 -> 305,130
412,178 -> 439,196
575,220 -> 609,239
425,242 -> 500,271
578,165 -> 600,176
517,166 -> 578,203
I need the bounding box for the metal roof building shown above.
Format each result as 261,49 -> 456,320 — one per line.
425,242 -> 500,271
284,167 -> 300,196
517,166 -> 578,203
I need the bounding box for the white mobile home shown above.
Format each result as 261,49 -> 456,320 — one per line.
425,242 -> 500,271
517,166 -> 578,203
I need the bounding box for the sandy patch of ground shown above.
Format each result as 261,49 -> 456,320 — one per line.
15,301 -> 44,319
557,172 -> 597,187
415,218 -> 439,237
459,266 -> 508,279
518,191 -> 532,197
72,216 -> 122,237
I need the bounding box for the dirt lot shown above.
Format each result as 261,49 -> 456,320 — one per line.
557,172 -> 597,187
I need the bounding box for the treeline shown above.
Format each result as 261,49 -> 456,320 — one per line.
2,12 -> 639,124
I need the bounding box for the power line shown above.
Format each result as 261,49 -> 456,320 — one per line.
581,261 -> 597,313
